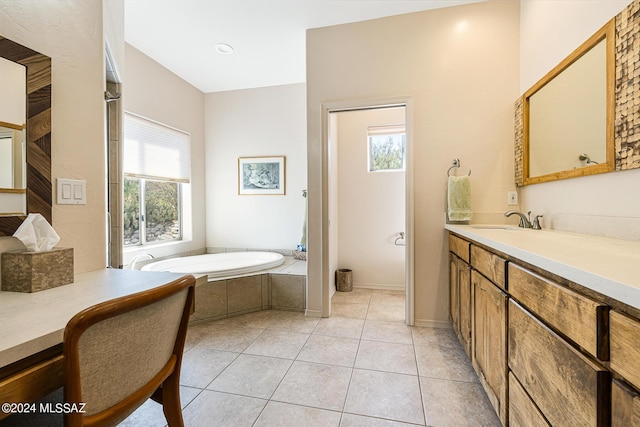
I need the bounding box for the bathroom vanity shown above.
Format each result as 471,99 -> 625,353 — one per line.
446,224 -> 640,426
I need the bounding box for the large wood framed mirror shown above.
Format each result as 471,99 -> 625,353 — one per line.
0,36 -> 52,235
522,19 -> 615,185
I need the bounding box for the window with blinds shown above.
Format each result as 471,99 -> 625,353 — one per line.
367,125 -> 406,172
123,113 -> 190,246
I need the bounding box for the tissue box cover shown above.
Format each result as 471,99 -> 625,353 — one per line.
1,248 -> 74,293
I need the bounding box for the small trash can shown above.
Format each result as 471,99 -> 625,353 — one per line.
336,269 -> 353,292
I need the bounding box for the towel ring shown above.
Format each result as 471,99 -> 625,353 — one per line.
447,159 -> 471,177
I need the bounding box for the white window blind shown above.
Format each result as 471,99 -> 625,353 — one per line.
124,113 -> 191,183
367,124 -> 406,136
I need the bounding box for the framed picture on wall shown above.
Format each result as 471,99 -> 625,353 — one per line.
238,156 -> 286,195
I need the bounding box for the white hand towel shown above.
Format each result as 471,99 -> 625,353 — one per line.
448,175 -> 472,222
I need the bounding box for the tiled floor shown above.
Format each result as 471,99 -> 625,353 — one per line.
116,288 -> 499,427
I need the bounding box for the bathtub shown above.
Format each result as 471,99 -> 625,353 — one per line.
141,251 -> 285,279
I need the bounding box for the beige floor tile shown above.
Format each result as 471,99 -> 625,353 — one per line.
362,320 -> 413,344
207,354 -> 292,398
119,386 -> 201,426
411,325 -> 458,348
331,302 -> 369,319
272,361 -> 352,411
355,340 -> 417,375
414,343 -> 476,382
255,401 -> 342,427
297,334 -> 360,367
243,328 -> 310,359
313,317 -> 365,339
344,369 -> 425,425
267,310 -> 320,333
216,309 -> 278,329
420,377 -> 500,427
180,347 -> 238,388
369,291 -> 405,305
331,288 -> 372,304
366,303 -> 405,322
194,324 -> 264,353
111,291 -> 501,427
340,413 -> 422,427
182,390 -> 266,427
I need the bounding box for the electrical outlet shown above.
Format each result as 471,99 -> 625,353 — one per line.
507,191 -> 518,206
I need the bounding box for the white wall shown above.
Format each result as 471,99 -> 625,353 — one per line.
103,0 -> 124,80
307,0 -> 520,324
336,108 -> 405,289
520,0 -> 640,238
0,1 -> 108,273
205,84 -> 307,251
124,44 -> 206,263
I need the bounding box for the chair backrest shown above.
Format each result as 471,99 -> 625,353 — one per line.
63,274 -> 195,427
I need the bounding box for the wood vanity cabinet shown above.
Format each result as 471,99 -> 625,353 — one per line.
610,310 -> 640,390
612,378 -> 640,426
508,372 -> 549,427
448,234 -> 472,357
447,231 -> 640,426
472,269 -> 508,425
449,253 -> 460,335
509,299 -> 610,426
449,253 -> 472,357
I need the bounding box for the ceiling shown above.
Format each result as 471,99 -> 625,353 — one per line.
124,0 -> 483,93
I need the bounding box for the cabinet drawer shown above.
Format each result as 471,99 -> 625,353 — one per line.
509,263 -> 608,360
612,379 -> 640,426
508,300 -> 610,426
611,310 -> 640,390
448,233 -> 470,262
471,245 -> 506,290
509,372 -> 550,427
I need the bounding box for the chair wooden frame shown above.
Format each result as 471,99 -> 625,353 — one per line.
63,274 -> 195,427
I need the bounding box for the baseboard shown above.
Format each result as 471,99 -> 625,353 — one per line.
413,319 -> 453,329
353,283 -> 405,292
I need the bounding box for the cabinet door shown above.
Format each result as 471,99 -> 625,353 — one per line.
458,259 -> 472,358
449,253 -> 459,333
509,300 -> 610,426
472,270 -> 508,424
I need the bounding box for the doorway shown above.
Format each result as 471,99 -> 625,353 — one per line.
324,99 -> 414,324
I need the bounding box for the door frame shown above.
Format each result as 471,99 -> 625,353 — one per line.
321,96 -> 415,325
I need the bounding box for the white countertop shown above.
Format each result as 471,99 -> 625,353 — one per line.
445,224 -> 640,311
0,268 -> 187,368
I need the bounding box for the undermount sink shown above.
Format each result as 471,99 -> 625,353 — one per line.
471,225 -> 519,230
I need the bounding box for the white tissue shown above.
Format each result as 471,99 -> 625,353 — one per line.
13,213 -> 60,252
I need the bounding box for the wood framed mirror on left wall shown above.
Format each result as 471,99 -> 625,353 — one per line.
0,35 -> 52,236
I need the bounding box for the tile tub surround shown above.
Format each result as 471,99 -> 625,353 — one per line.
109,289 -> 500,426
190,258 -> 307,322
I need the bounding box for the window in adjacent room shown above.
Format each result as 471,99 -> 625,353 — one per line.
123,113 -> 190,247
367,125 -> 406,172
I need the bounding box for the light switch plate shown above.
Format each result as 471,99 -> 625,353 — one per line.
507,191 -> 518,206
57,178 -> 86,205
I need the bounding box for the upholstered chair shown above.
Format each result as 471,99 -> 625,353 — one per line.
63,274 -> 195,427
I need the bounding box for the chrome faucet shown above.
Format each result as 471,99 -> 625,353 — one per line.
504,210 -> 532,228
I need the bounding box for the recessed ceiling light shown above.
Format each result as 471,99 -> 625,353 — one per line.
215,43 -> 234,55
